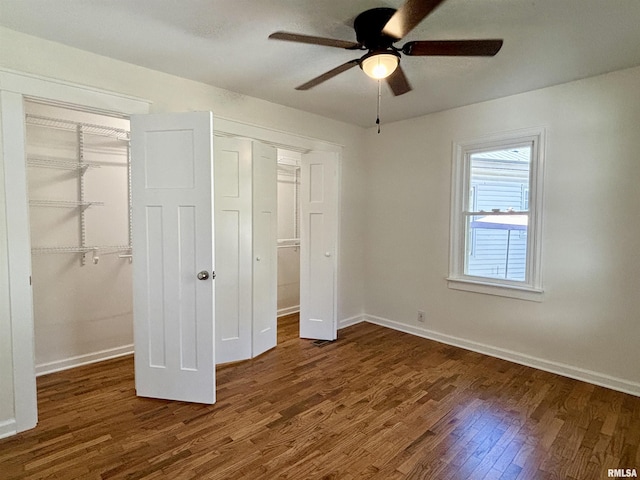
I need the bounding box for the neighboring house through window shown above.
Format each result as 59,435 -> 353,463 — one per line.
448,128 -> 545,301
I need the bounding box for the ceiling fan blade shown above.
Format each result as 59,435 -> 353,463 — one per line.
386,65 -> 412,96
382,0 -> 447,40
403,39 -> 504,56
269,31 -> 361,50
296,59 -> 360,91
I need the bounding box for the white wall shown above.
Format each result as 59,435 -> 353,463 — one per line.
0,26 -> 366,433
364,65 -> 640,393
25,101 -> 133,374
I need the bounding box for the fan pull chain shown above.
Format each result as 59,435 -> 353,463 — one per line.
376,79 -> 382,134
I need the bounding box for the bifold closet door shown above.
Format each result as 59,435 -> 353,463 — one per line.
214,138 -> 277,363
131,111 -> 215,404
214,137 -> 253,364
300,151 -> 338,341
252,142 -> 277,357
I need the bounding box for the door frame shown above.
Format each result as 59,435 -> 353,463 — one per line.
0,68 -> 342,437
0,68 -> 150,436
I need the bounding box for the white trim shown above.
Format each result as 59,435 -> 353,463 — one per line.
0,68 -> 150,114
0,68 -> 151,436
214,116 -> 344,154
339,315 -> 365,330
277,305 -> 300,317
0,419 -> 17,440
449,127 -> 546,297
447,277 -> 544,302
36,345 -> 134,377
364,314 -> 640,398
1,90 -> 37,433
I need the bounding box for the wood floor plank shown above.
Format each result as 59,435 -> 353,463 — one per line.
1,315 -> 639,479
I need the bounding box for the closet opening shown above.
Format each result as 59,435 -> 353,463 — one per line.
6,85 -> 339,425
24,99 -> 133,377
276,149 -> 302,333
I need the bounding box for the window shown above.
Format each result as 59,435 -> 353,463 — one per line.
448,128 -> 545,301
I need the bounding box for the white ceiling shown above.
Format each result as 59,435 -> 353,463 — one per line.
2,0 -> 640,127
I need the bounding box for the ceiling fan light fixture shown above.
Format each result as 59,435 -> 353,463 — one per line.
360,51 -> 400,79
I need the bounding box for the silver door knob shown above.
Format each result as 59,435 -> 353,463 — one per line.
325,252 -> 331,257
197,270 -> 209,280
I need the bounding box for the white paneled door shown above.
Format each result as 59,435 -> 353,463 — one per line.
214,137 -> 253,364
214,138 -> 277,363
300,151 -> 338,341
131,112 -> 215,404
252,142 -> 278,357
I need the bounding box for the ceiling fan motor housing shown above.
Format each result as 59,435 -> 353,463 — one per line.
354,8 -> 398,51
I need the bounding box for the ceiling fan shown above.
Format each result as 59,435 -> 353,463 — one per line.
268,0 -> 503,96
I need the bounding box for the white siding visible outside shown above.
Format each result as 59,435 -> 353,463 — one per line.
467,152 -> 530,281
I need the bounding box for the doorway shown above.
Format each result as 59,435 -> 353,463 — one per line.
213,137 -> 339,366
23,99 -> 134,376
276,149 -> 302,332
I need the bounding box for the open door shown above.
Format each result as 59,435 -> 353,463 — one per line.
252,142 -> 278,356
300,151 -> 338,341
214,137 -> 252,364
131,111 -> 215,404
214,138 -> 277,363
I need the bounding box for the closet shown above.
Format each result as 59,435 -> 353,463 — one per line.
23,102 -> 336,385
276,150 -> 301,320
6,97 -> 340,412
24,100 -> 133,375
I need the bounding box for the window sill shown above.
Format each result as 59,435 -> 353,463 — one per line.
446,277 -> 544,302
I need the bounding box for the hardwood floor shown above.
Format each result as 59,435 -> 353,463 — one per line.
1,315 -> 639,479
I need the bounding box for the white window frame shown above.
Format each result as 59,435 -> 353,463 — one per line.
448,127 -> 545,301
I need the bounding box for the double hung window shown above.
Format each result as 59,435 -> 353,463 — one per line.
449,128 -> 545,300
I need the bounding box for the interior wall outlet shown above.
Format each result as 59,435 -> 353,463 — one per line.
417,310 -> 426,323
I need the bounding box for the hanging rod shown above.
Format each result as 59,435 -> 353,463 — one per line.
277,163 -> 301,170
26,114 -> 130,141
278,238 -> 300,244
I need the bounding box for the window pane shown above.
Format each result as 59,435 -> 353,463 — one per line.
465,146 -> 531,282
465,215 -> 528,281
468,146 -> 531,212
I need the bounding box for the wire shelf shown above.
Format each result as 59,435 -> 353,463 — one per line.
27,156 -> 101,171
31,245 -> 131,255
26,114 -> 130,141
29,199 -> 104,208
26,112 -> 132,266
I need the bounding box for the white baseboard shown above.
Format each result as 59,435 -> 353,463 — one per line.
339,314 -> 365,330
277,306 -> 300,317
364,314 -> 640,398
0,419 -> 17,439
35,344 -> 134,377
